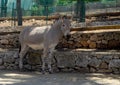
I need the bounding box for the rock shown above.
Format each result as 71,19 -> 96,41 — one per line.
97,69 -> 112,73
111,68 -> 120,74
75,54 -> 89,67
96,40 -> 101,44
102,40 -> 108,44
99,62 -> 108,69
96,55 -> 102,59
90,67 -> 96,72
97,43 -> 107,49
0,53 -> 5,58
15,59 -> 19,65
103,55 -> 113,63
89,57 -> 101,68
74,42 -> 82,48
3,52 -> 16,63
104,33 -> 113,40
24,65 -> 32,70
114,34 -> 120,40
113,55 -> 120,59
12,51 -> 19,59
0,40 -> 9,44
13,66 -> 19,70
87,40 -> 91,44
68,41 -> 73,44
89,42 -> 96,49
108,40 -> 119,48
90,35 -> 98,41
0,66 -> 5,70
27,52 -> 42,65
75,67 -> 89,72
55,52 -> 75,68
60,68 -> 74,72
80,40 -> 89,47
109,59 -> 120,68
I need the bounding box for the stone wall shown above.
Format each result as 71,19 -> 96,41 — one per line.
0,49 -> 120,74
0,26 -> 120,73
1,27 -> 120,49
0,33 -> 19,48
57,29 -> 120,49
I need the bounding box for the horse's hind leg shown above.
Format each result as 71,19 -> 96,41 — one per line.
41,49 -> 48,74
19,44 -> 29,71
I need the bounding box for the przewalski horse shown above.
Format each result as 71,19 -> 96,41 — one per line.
19,16 -> 71,73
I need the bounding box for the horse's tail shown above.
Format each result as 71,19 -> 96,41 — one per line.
18,45 -> 21,53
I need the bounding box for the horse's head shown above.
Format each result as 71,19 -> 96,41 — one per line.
60,16 -> 71,39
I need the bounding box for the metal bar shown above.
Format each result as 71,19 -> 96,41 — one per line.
17,0 -> 22,26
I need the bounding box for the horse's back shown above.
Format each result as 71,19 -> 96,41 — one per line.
19,26 -> 51,50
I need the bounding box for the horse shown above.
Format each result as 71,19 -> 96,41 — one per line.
19,16 -> 71,73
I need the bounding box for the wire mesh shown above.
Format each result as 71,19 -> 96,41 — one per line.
0,0 -> 119,17
0,0 -> 119,27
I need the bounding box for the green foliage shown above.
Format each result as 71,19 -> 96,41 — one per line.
57,0 -> 73,6
101,0 -> 117,6
57,0 -> 101,6
36,0 -> 58,6
85,0 -> 100,2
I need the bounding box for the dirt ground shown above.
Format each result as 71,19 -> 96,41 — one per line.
0,19 -> 54,27
0,70 -> 120,85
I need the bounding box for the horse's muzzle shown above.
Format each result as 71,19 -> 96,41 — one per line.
64,34 -> 71,41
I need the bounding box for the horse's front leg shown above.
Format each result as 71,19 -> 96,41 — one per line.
47,48 -> 54,74
19,45 -> 29,71
42,47 -> 54,74
47,52 -> 53,73
41,53 -> 46,74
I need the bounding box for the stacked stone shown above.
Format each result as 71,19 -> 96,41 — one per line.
57,32 -> 120,49
0,26 -> 120,73
54,51 -> 120,74
0,51 -> 19,70
0,50 -> 120,74
1,26 -> 120,49
0,34 -> 19,48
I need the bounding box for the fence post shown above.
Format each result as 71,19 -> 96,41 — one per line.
4,0 -> 8,17
17,0 -> 22,26
79,0 -> 85,22
11,2 -> 16,26
1,0 -> 4,17
45,0 -> 49,25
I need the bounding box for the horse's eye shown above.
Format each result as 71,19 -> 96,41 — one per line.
62,24 -> 65,26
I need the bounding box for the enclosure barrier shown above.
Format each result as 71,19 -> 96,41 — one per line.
0,26 -> 120,73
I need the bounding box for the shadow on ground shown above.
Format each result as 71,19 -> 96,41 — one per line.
0,70 -> 120,85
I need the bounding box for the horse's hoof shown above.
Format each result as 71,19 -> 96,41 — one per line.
19,68 -> 27,72
19,68 -> 24,72
48,71 -> 53,74
48,70 -> 53,74
41,70 -> 45,74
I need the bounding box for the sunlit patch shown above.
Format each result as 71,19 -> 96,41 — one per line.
71,77 -> 78,82
86,73 -> 120,85
4,73 -> 34,78
0,73 -> 34,85
0,78 -> 26,84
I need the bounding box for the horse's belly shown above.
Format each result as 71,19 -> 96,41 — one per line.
28,44 -> 43,50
